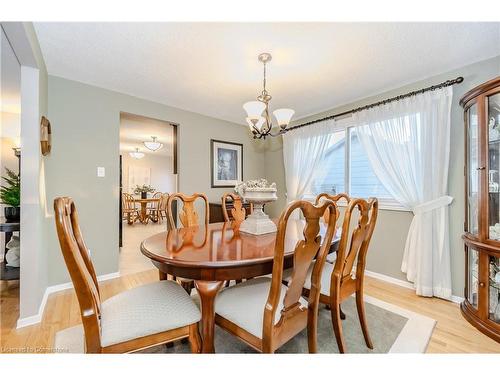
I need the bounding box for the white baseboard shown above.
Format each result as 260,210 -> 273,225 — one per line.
16,271 -> 120,329
365,270 -> 464,304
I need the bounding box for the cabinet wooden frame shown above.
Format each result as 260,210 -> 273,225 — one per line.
460,77 -> 500,343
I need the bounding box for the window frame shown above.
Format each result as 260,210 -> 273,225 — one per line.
307,116 -> 410,212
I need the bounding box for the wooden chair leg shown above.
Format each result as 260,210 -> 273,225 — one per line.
188,323 -> 202,353
356,291 -> 373,349
159,270 -> 169,280
331,303 -> 346,353
307,306 -> 318,353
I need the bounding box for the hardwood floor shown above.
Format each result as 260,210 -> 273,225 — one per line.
1,271 -> 499,353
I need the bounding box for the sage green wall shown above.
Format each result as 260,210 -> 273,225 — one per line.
265,55 -> 500,297
45,76 -> 265,285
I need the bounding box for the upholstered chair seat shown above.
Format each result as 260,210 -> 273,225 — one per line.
100,280 -> 201,347
283,261 -> 335,297
215,277 -> 308,339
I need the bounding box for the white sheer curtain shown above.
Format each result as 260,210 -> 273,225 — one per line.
282,120 -> 334,209
354,87 -> 453,299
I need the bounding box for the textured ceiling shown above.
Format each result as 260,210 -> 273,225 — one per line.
34,22 -> 500,125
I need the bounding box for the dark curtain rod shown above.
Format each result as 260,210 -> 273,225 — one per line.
285,76 -> 464,132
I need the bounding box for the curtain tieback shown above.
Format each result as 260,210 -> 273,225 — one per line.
412,195 -> 453,215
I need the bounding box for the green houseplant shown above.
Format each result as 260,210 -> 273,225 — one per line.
133,184 -> 155,199
0,168 -> 20,222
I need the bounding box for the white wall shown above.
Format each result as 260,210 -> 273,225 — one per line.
122,152 -> 177,194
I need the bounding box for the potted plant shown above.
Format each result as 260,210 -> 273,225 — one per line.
134,184 -> 155,199
0,168 -> 20,222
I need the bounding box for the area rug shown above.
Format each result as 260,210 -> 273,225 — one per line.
54,295 -> 436,354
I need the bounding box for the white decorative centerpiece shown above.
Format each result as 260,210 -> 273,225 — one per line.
235,178 -> 277,235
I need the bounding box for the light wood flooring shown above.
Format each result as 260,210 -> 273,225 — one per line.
119,221 -> 165,275
1,270 -> 499,353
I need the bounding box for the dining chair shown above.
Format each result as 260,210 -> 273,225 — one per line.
166,192 -> 210,293
214,199 -> 338,353
122,193 -> 138,225
147,192 -> 163,223
158,193 -> 170,222
300,197 -> 379,353
221,193 -> 252,222
54,197 -> 202,353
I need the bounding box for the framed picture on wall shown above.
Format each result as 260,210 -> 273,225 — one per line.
210,139 -> 243,188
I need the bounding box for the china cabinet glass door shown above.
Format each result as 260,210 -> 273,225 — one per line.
488,93 -> 500,240
467,103 -> 479,235
468,246 -> 479,308
490,255 -> 500,323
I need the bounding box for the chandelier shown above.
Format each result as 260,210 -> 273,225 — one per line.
129,147 -> 145,159
243,53 -> 294,139
143,136 -> 163,151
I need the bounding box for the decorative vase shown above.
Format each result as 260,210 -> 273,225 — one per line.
141,192 -> 147,199
4,206 -> 20,222
236,179 -> 278,235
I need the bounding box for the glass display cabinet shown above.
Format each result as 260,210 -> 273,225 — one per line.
460,77 -> 500,343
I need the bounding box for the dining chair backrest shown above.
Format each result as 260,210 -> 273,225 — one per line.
149,192 -> 163,210
167,193 -> 209,229
315,192 -> 350,226
122,193 -> 136,211
221,193 -> 251,222
263,199 -> 338,346
334,197 -> 378,279
54,197 -> 102,352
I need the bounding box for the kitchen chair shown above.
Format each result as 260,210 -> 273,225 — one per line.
147,192 -> 163,223
122,193 -> 138,225
301,197 -> 378,353
54,197 -> 202,353
166,193 -> 210,293
214,199 -> 338,353
221,193 -> 252,222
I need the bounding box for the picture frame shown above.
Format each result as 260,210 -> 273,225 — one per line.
210,139 -> 243,188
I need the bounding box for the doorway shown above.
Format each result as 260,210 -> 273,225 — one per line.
118,112 -> 178,275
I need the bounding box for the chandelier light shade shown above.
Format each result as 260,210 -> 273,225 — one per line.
143,136 -> 163,151
273,108 -> 295,129
129,147 -> 145,159
243,53 -> 294,139
243,101 -> 266,120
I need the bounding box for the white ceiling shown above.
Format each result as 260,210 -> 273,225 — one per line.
120,113 -> 174,157
34,22 -> 500,125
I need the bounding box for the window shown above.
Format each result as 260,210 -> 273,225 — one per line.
307,118 -> 406,210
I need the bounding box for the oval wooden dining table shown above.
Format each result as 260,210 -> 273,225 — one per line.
140,219 -> 340,353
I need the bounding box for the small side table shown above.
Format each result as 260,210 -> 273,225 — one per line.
0,219 -> 20,281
